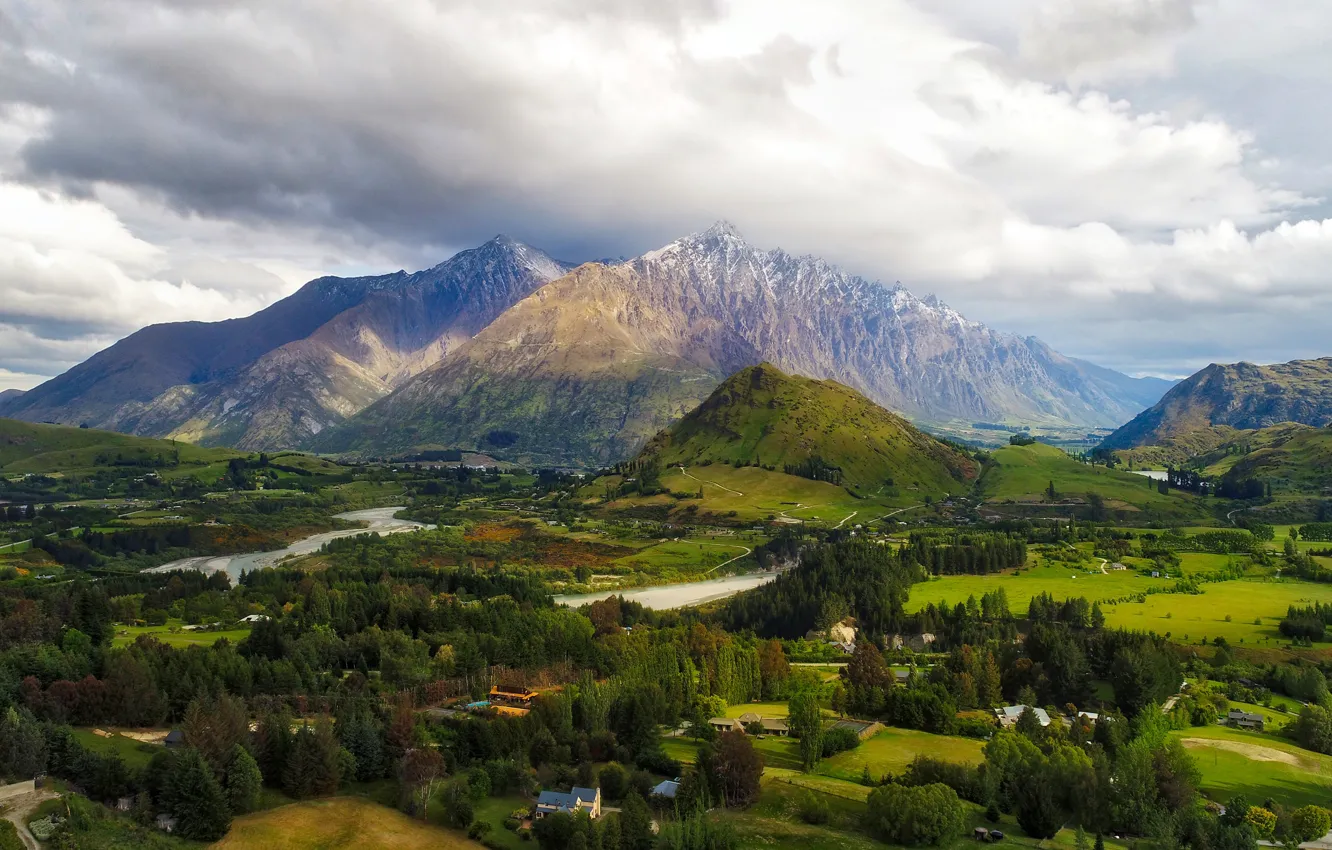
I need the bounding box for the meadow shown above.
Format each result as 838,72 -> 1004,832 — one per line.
70,728 -> 162,770
1100,578 -> 1332,646
111,620 -> 253,648
211,797 -> 482,850
1173,725 -> 1332,808
906,562 -> 1173,613
602,465 -> 911,525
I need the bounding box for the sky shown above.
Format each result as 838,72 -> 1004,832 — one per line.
1,0 -> 1330,392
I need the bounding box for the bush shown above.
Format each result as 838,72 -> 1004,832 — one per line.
820,726 -> 861,757
468,821 -> 493,840
900,755 -> 984,803
503,818 -> 520,831
798,792 -> 830,825
865,783 -> 967,846
954,717 -> 996,739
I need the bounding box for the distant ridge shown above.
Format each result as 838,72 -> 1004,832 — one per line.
1100,357 -> 1332,453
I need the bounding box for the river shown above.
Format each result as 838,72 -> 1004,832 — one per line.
146,507 -> 433,583
553,570 -> 780,610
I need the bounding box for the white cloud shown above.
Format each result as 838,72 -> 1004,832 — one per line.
0,0 -> 1328,386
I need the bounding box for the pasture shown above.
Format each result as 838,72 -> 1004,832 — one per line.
819,728 -> 985,783
1174,725 -> 1332,808
211,797 -> 482,850
1100,579 -> 1332,646
112,620 -> 252,648
71,728 -> 161,770
907,563 -> 1172,614
605,465 -> 911,525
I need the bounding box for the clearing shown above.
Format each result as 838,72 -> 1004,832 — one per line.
211,797 -> 482,850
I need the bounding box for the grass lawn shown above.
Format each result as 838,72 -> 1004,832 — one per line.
211,797 -> 482,850
1101,578 -> 1332,646
71,728 -> 161,770
907,563 -> 1172,614
462,794 -> 530,850
818,728 -> 985,783
612,539 -> 743,577
662,734 -> 804,771
112,620 -> 252,648
1172,725 -> 1332,808
724,702 -> 791,719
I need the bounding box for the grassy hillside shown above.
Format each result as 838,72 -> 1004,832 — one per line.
211,797 -> 481,850
978,441 -> 1206,520
637,363 -> 978,497
0,417 -> 241,473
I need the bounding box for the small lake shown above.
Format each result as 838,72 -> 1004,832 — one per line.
554,571 -> 780,610
147,507 -> 432,583
1129,470 -> 1169,481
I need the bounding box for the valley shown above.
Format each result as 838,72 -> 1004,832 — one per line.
7,359 -> 1332,850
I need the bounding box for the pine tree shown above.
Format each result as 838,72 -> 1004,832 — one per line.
283,720 -> 342,799
223,744 -> 263,814
169,748 -> 232,841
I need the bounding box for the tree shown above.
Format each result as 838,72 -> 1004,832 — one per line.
439,778 -> 474,829
1016,780 -> 1062,839
254,707 -> 294,787
599,762 -> 629,801
223,743 -> 262,814
1245,807 -> 1277,839
338,708 -> 385,781
398,748 -> 446,819
283,720 -> 342,799
620,792 -> 655,850
183,693 -> 249,771
758,639 -> 791,699
788,689 -> 824,772
1290,806 -> 1332,845
168,747 -> 232,841
712,731 -> 763,807
866,783 -> 967,846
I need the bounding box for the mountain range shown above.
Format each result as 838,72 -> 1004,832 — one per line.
2,223 -> 1173,465
1100,357 -> 1332,457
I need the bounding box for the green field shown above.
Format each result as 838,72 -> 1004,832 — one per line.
1174,725 -> 1332,808
819,728 -> 985,783
71,728 -> 162,769
600,464 -> 899,525
1101,579 -> 1332,646
978,443 -> 1206,520
112,620 -> 253,648
907,563 -> 1172,613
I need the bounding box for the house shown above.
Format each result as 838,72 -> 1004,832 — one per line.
535,787 -> 602,820
1109,563 -> 1128,571
893,670 -> 911,686
490,685 -> 538,707
709,717 -> 741,733
1227,710 -> 1264,731
164,730 -> 185,748
995,706 -> 1051,728
760,717 -> 789,736
155,814 -> 178,833
737,712 -> 762,726
651,780 -> 680,799
239,614 -> 271,623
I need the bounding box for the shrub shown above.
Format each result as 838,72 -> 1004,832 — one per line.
865,783 -> 967,846
798,792 -> 830,825
820,726 -> 862,757
468,821 -> 493,840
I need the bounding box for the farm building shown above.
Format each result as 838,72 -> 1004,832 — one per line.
995,705 -> 1051,728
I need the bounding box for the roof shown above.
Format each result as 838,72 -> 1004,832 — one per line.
537,787 -> 600,811
1228,710 -> 1264,721
164,730 -> 184,744
652,780 -> 680,799
737,712 -> 762,724
760,717 -> 789,731
997,705 -> 1051,726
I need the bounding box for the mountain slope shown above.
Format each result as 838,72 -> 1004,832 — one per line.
636,363 -> 978,494
0,389 -> 24,411
0,417 -> 240,473
4,237 -> 568,450
1100,357 -> 1332,452
318,223 -> 1171,464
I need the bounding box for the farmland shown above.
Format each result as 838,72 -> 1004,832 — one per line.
211,797 -> 482,850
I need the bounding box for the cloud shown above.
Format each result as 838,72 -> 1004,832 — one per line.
0,0 -> 1327,387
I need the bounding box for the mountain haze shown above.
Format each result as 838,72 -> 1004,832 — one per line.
317,223 -> 1171,464
1100,357 -> 1332,453
637,363 -> 978,494
1,237 -> 568,449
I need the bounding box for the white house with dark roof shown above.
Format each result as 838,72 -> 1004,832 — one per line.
995,705 -> 1051,728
